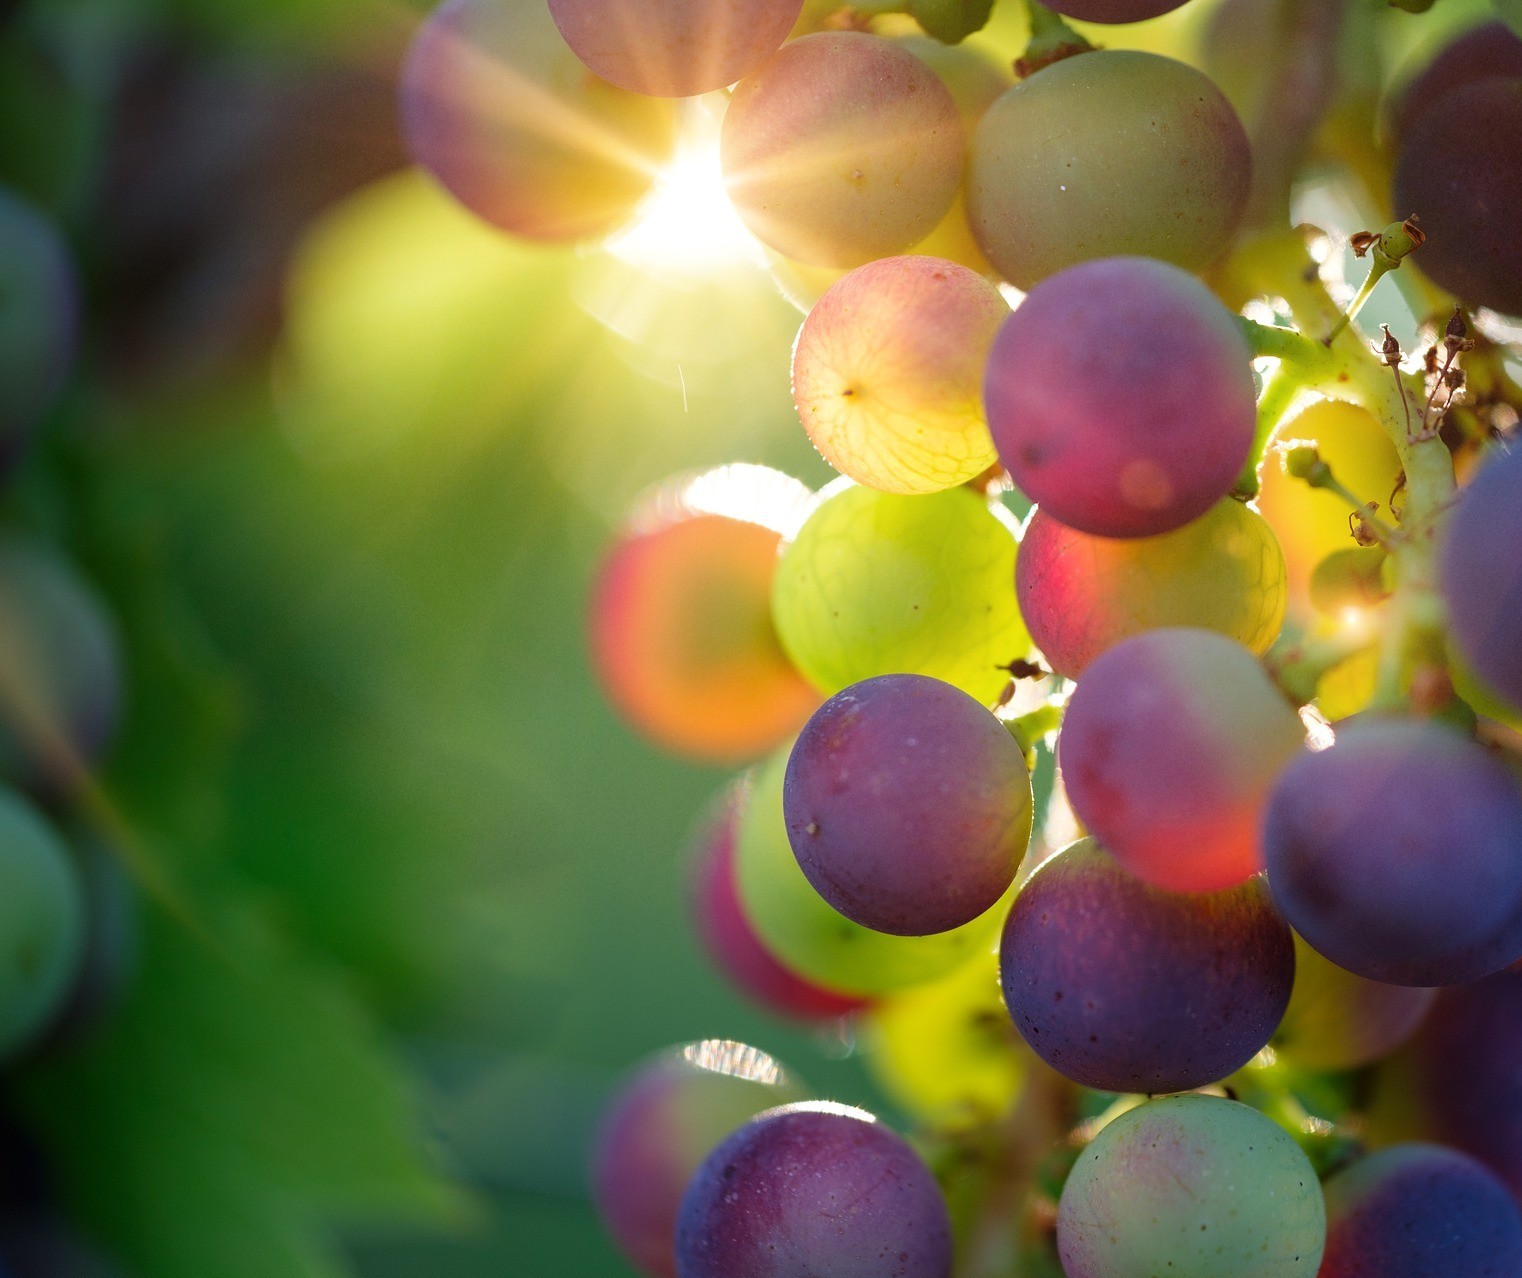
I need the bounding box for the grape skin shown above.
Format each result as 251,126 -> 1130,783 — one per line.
985,257 -> 1257,538
966,53 -> 1250,291
674,1103 -> 953,1278
547,0 -> 804,99
400,0 -> 677,242
1319,1144 -> 1522,1278
1058,629 -> 1306,893
784,674 -> 1032,935
1386,19 -> 1522,144
1440,443 -> 1522,714
1392,78 -> 1522,317
771,482 -> 1028,705
1042,0 -> 1189,20
1016,499 -> 1286,678
721,33 -> 964,269
999,838 -> 1294,1094
792,256 -> 1009,495
1263,717 -> 1522,986
1057,1095 -> 1325,1278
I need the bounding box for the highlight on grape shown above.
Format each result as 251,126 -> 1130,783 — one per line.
394,0 -> 1522,1274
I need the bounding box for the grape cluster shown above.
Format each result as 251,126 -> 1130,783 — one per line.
398,1 -> 1522,1275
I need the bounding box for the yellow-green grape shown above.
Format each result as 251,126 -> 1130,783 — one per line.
865,949 -> 1025,1130
772,483 -> 1028,704
792,256 -> 1008,494
734,745 -> 1008,997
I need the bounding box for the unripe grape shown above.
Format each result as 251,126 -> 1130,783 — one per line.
548,0 -> 804,98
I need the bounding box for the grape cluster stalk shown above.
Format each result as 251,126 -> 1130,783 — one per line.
398,0 -> 1522,1274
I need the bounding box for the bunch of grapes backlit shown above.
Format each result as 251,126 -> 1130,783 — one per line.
398,1 -> 1522,1275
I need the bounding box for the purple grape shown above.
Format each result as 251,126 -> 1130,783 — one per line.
1392,78 -> 1522,317
1319,1144 -> 1522,1278
1441,445 -> 1522,714
1387,20 -> 1522,143
984,257 -> 1256,538
1042,0 -> 1189,19
592,1042 -> 808,1278
783,674 -> 1032,936
1263,717 -> 1522,986
998,838 -> 1294,1094
674,1102 -> 952,1278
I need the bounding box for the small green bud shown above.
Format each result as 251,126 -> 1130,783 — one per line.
1282,444 -> 1331,486
1374,216 -> 1425,267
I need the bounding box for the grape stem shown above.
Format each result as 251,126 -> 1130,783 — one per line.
1015,0 -> 1093,77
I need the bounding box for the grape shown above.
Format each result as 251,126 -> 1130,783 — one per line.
591,1041 -> 809,1278
1059,629 -> 1305,893
674,1102 -> 952,1278
1256,400 -> 1402,618
771,482 -> 1027,705
1018,499 -> 1285,678
1271,934 -> 1434,1072
735,744 -> 1007,997
0,538 -> 123,797
865,951 -> 1025,1130
721,33 -> 964,269
999,838 -> 1294,1094
50,831 -> 141,1044
895,34 -> 1012,129
985,257 -> 1257,538
1057,1095 -> 1325,1278
1386,20 -> 1522,143
1373,970 -> 1522,1200
1319,1144 -> 1522,1278
687,783 -> 868,1022
547,0 -> 804,98
792,257 -> 1009,495
1440,444 -> 1522,714
0,188 -> 76,476
1263,717 -> 1522,986
1042,0 -> 1189,20
0,790 -> 85,1061
400,0 -> 677,242
589,465 -> 821,763
966,54 -> 1250,291
1392,78 -> 1522,317
784,673 -> 1032,935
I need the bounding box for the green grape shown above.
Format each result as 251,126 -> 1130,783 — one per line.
1058,1094 -> 1326,1278
771,482 -> 1028,704
734,745 -> 1008,997
0,789 -> 85,1060
865,948 -> 1025,1130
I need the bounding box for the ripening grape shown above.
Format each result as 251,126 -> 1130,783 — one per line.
1264,717 -> 1522,986
1319,1145 -> 1522,1278
674,1102 -> 953,1278
1386,19 -> 1522,143
1371,969 -> 1522,1200
985,257 -> 1257,538
771,482 -> 1028,705
1057,1095 -> 1326,1278
784,674 -> 1032,935
0,790 -> 85,1060
1042,0 -> 1189,19
1059,629 -> 1305,893
721,33 -> 964,269
792,257 -> 1008,495
0,188 -> 76,477
687,783 -> 867,1022
589,465 -> 821,763
591,1041 -> 808,1278
547,0 -> 804,98
735,745 -> 1007,997
895,34 -> 1012,128
0,538 -> 123,797
1392,78 -> 1522,317
865,951 -> 1026,1130
1271,934 -> 1434,1072
1440,443 -> 1522,714
966,53 -> 1250,290
1017,499 -> 1286,678
1256,400 -> 1403,617
400,0 -> 677,242
999,838 -> 1294,1094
